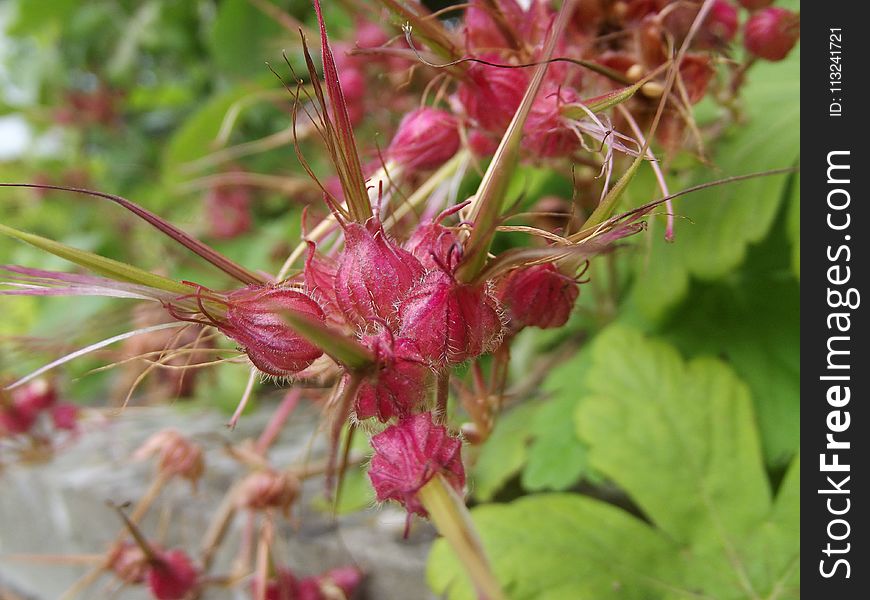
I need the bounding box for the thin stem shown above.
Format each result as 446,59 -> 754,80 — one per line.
418,475 -> 505,600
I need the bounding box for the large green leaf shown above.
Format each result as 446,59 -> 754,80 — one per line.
428,494 -> 680,600
630,48 -> 800,319
429,326 -> 799,599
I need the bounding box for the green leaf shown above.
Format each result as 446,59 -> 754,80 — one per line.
428,494 -> 680,600
429,326 -> 799,599
659,268 -> 800,468
162,82 -> 271,186
630,49 -> 800,319
469,401 -> 539,501
577,325 -> 770,543
521,394 -> 589,491
0,223 -> 188,294
209,0 -> 299,79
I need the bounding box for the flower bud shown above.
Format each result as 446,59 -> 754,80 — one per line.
404,222 -> 459,271
0,394 -> 38,436
205,183 -> 251,240
398,270 -> 504,366
706,1 -> 739,44
134,430 -> 205,487
236,470 -> 300,516
464,0 -> 524,50
355,329 -> 429,422
250,568 -> 298,600
467,129 -> 499,157
743,7 -> 800,61
318,566 -> 365,598
222,286 -> 325,377
109,542 -> 153,584
497,263 -> 579,332
456,58 -> 529,134
335,220 -> 425,328
368,412 -> 465,517
50,403 -> 79,432
679,55 -> 715,104
147,549 -> 199,600
524,84 -> 581,158
304,243 -> 343,327
14,379 -> 56,412
387,108 -> 461,172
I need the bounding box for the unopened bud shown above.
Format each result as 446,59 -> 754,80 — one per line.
236,470 -> 300,516
743,7 -> 800,62
387,108 -> 461,172
368,412 -> 465,517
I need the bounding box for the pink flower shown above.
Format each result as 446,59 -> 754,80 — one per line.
387,108 -> 461,172
368,412 -> 465,517
50,403 -> 79,432
354,328 -> 429,422
334,220 -> 425,328
743,7 -> 800,61
398,270 -> 503,366
221,286 -> 325,377
147,549 -> 199,600
497,263 -> 579,332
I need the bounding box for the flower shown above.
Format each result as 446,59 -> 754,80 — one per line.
368,412 -> 465,516
387,108 -> 461,172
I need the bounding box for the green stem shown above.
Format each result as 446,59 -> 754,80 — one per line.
418,475 -> 506,600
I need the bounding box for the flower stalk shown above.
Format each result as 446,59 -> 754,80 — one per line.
417,474 -> 505,600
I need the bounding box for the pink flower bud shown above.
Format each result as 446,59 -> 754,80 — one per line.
250,568 -> 298,600
134,430 -> 205,486
467,129 -> 499,157
743,7 -> 800,61
368,412 -> 465,517
398,270 -> 504,366
318,566 -> 365,598
706,1 -> 739,44
109,542 -> 153,584
524,84 -> 581,158
205,183 -> 251,240
456,58 -> 529,133
335,220 -> 425,328
147,549 -> 199,600
738,0 -> 773,10
236,470 -> 300,516
464,0 -> 524,50
50,403 -> 79,432
13,379 -> 56,412
355,328 -> 429,422
0,395 -> 38,436
387,108 -> 461,172
497,263 -> 579,332
296,578 -> 325,600
222,286 -> 325,377
303,243 -> 343,327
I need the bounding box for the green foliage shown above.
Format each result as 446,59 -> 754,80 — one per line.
429,326 -> 799,599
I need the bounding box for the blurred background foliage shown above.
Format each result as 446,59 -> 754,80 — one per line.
1,0 -> 799,597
